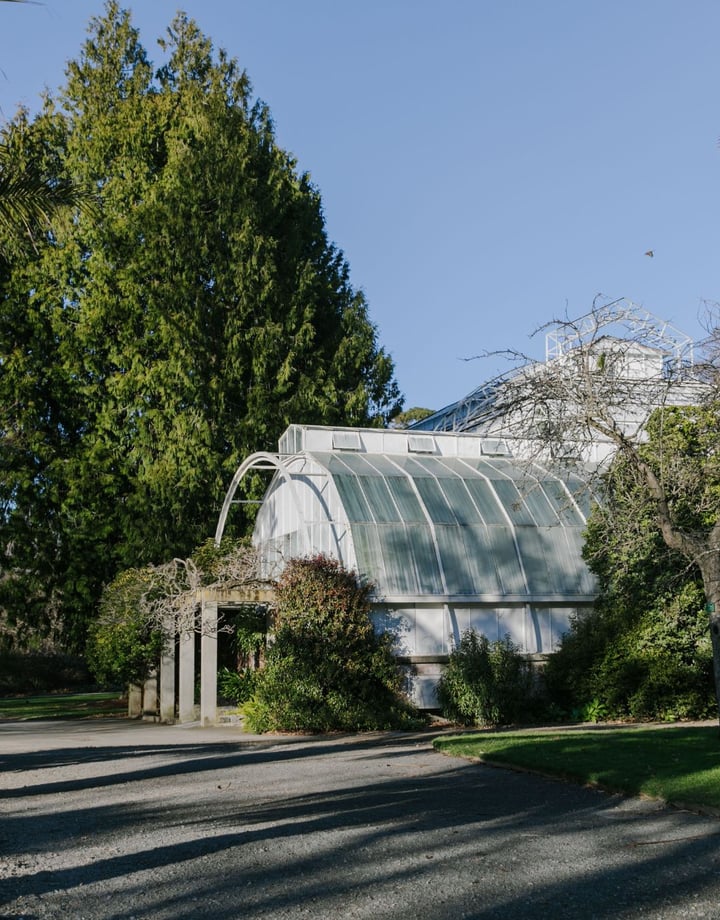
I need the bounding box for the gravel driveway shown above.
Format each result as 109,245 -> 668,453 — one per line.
1,718 -> 719,919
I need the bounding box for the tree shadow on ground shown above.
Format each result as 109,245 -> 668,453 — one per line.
1,730 -> 719,919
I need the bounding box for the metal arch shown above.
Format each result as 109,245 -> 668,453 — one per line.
214,451 -> 310,549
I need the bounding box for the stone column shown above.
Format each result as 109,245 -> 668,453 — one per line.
178,628 -> 196,723
159,620 -> 176,724
143,671 -> 158,720
200,597 -> 218,727
127,683 -> 142,718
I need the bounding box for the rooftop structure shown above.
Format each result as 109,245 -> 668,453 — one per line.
411,299 -> 704,455
216,424 -> 597,706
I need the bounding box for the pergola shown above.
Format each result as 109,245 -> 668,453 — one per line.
143,585 -> 274,726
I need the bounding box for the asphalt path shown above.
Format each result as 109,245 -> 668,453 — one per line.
1,719 -> 719,919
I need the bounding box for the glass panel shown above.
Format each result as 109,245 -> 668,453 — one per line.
408,434 -> 436,453
362,455 -> 407,477
460,526 -> 505,594
332,430 -> 362,450
392,455 -> 439,478
491,480 -> 536,525
434,525 -> 476,594
401,524 -> 444,593
465,456 -> 517,479
385,477 -> 426,522
514,528 -> 554,593
522,483 -> 559,525
435,525 -> 506,595
562,529 -> 598,593
377,525 -> 421,593
332,473 -> 374,522
359,476 -> 401,522
463,479 -> 507,524
350,523 -> 389,593
484,526 -> 526,593
540,480 -> 585,525
413,477 -> 457,524
437,478 -> 483,524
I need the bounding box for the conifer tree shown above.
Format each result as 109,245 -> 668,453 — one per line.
0,2 -> 401,650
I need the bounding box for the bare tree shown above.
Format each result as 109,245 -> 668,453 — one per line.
139,541 -> 271,641
463,297 -> 720,720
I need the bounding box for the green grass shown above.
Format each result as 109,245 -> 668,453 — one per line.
0,691 -> 127,721
434,725 -> 720,811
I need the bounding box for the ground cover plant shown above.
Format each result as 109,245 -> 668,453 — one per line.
0,691 -> 126,721
434,725 -> 720,810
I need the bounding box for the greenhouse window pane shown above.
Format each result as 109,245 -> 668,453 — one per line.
408,435 -> 436,453
351,523 -> 389,593
459,526 -> 505,594
362,455 -> 407,477
484,526 -> 526,593
359,476 -> 402,522
332,430 -> 362,450
491,480 -> 536,525
333,473 -> 374,522
438,479 -> 483,524
393,456 -> 437,478
434,526 -> 476,594
435,525 -> 505,595
541,481 -> 585,525
376,525 -> 422,593
463,480 -> 507,524
413,477 -> 457,524
522,484 -> 560,525
562,529 -> 598,593
385,477 -> 427,522
513,529 -> 550,594
401,525 -> 444,593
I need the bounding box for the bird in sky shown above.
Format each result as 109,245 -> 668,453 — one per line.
645,250 -> 654,257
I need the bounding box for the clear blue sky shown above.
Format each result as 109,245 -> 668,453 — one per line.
1,0 -> 718,411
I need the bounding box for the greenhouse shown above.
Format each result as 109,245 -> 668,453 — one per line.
216,424 -> 598,706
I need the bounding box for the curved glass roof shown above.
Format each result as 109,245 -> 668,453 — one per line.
238,426 -> 597,604
308,450 -> 595,600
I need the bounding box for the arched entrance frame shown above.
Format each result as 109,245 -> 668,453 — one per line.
159,452 -> 305,727
215,452 -> 311,552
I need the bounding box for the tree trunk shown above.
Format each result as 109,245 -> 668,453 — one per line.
696,551 -> 720,725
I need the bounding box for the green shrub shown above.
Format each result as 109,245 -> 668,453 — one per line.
86,568 -> 163,687
546,582 -> 715,721
244,555 -> 420,733
218,666 -> 257,705
437,630 -> 533,727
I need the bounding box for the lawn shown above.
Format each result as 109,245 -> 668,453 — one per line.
0,691 -> 127,721
434,725 -> 720,811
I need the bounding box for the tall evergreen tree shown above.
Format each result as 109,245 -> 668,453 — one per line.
0,2 -> 401,650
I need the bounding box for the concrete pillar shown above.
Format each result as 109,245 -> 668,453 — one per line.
127,683 -> 142,718
160,621 -> 176,724
178,628 -> 196,723
200,598 -> 218,726
143,671 -> 158,720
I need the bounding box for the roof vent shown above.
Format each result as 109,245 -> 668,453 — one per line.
481,439 -> 511,456
407,434 -> 436,453
332,430 -> 363,451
